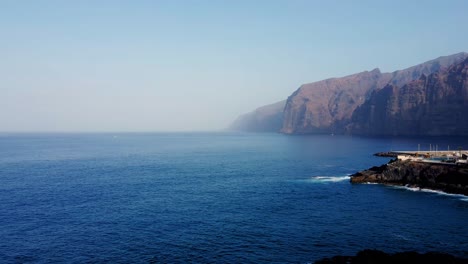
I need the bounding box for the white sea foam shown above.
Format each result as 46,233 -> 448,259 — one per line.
390,185 -> 468,201
308,176 -> 350,183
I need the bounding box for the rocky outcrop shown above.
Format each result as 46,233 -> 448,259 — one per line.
281,52 -> 468,134
315,249 -> 468,264
229,100 -> 285,132
348,57 -> 468,135
350,160 -> 468,196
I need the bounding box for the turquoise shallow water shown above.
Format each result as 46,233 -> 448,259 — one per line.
0,132 -> 467,263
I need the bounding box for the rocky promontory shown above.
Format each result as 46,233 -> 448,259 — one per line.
350,160 -> 468,196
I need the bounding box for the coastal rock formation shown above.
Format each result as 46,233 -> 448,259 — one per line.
281,68 -> 389,134
314,249 -> 468,264
350,160 -> 468,196
230,52 -> 468,134
229,100 -> 285,132
281,52 -> 468,134
348,57 -> 468,135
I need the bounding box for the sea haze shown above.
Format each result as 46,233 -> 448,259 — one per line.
1,133 -> 467,263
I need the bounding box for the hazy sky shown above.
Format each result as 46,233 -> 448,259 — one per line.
1,0 -> 467,132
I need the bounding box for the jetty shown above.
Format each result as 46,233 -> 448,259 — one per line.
374,149 -> 468,165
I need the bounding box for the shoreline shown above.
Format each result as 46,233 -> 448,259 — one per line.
350,159 -> 468,196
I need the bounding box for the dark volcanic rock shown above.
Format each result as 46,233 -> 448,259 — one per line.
374,151 -> 399,157
348,57 -> 468,136
350,160 -> 468,196
315,249 -> 468,264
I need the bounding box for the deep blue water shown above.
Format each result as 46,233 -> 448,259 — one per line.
1,132 -> 468,263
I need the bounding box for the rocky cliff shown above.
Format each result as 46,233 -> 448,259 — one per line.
230,52 -> 467,134
229,100 -> 285,132
348,57 -> 468,135
350,160 -> 468,196
281,68 -> 390,134
281,52 -> 468,134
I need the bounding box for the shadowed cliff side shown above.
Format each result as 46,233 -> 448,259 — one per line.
230,52 -> 468,134
281,52 -> 468,134
348,57 -> 468,136
281,68 -> 388,134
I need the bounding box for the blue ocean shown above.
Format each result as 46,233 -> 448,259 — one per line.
1,133 -> 467,263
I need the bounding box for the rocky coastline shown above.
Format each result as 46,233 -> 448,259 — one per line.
350,159 -> 468,196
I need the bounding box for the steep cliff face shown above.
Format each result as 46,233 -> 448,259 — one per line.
281,53 -> 468,134
229,100 -> 285,132
230,52 -> 467,134
348,57 -> 468,135
281,69 -> 389,134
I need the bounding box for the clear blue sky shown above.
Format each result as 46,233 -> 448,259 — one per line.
1,0 -> 467,132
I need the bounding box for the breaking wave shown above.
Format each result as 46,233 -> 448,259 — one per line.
391,185 -> 468,201
308,176 -> 350,183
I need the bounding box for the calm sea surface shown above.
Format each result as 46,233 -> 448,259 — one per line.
1,132 -> 467,263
